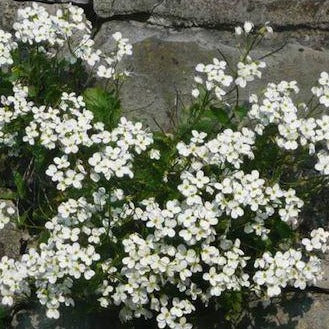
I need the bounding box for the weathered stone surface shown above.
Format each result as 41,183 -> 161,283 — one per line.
239,292 -> 329,329
95,22 -> 217,128
94,0 -> 329,29
11,304 -> 146,329
96,21 -> 329,128
95,0 -> 161,16
314,254 -> 329,290
10,292 -> 329,328
28,0 -> 90,3
0,222 -> 23,259
295,294 -> 329,329
0,200 -> 25,259
0,0 -> 24,29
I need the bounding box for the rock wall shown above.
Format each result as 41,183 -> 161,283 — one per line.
2,0 -> 329,127
1,1 -> 329,328
97,0 -> 329,127
94,0 -> 329,28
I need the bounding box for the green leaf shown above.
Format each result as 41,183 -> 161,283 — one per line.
235,105 -> 249,120
0,189 -> 16,200
210,106 -> 231,126
13,171 -> 27,199
83,87 -> 121,129
0,306 -> 6,319
0,306 -> 8,327
223,291 -> 244,322
17,210 -> 28,226
0,74 -> 13,96
38,230 -> 50,244
28,85 -> 37,98
8,70 -> 20,82
273,218 -> 293,239
192,117 -> 215,133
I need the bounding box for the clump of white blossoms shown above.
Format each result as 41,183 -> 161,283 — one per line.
0,30 -> 16,66
192,22 -> 270,99
253,248 -> 322,296
0,201 -> 15,229
192,59 -> 233,99
3,3 -> 132,79
0,5 -> 328,329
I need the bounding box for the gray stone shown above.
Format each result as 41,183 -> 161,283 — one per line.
94,0 -> 329,29
0,200 -> 26,259
245,292 -> 329,329
314,254 -> 329,290
0,222 -> 23,259
28,0 -> 90,3
95,0 -> 161,16
0,0 -> 24,29
8,291 -> 329,329
295,294 -> 329,329
0,224 -> 23,259
96,21 -> 329,128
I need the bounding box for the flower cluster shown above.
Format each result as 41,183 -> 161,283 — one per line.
248,79 -> 329,175
97,32 -> 132,79
1,3 -> 132,80
192,59 -> 233,99
235,56 -> 266,88
177,128 -> 255,169
0,85 -> 153,191
192,54 -> 266,98
0,7 -> 328,329
312,72 -> 329,107
0,196 -> 105,318
192,23 -> 271,99
235,21 -> 273,36
88,117 -> 153,182
302,228 -> 329,253
86,132 -> 307,325
253,248 -> 323,297
0,30 -> 16,67
0,201 -> 15,229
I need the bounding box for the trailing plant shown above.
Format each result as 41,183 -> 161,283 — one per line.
0,6 -> 328,329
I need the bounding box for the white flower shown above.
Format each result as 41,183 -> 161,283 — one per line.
112,32 -> 122,41
244,21 -> 254,33
235,26 -> 243,35
191,89 -> 200,98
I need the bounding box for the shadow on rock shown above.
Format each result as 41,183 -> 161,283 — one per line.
10,291 -> 329,329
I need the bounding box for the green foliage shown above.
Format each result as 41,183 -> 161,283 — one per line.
83,87 -> 121,129
222,291 -> 244,325
0,9 -> 328,329
13,171 -> 27,199
234,105 -> 249,121
210,105 -> 231,127
10,46 -> 87,106
0,306 -> 9,329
